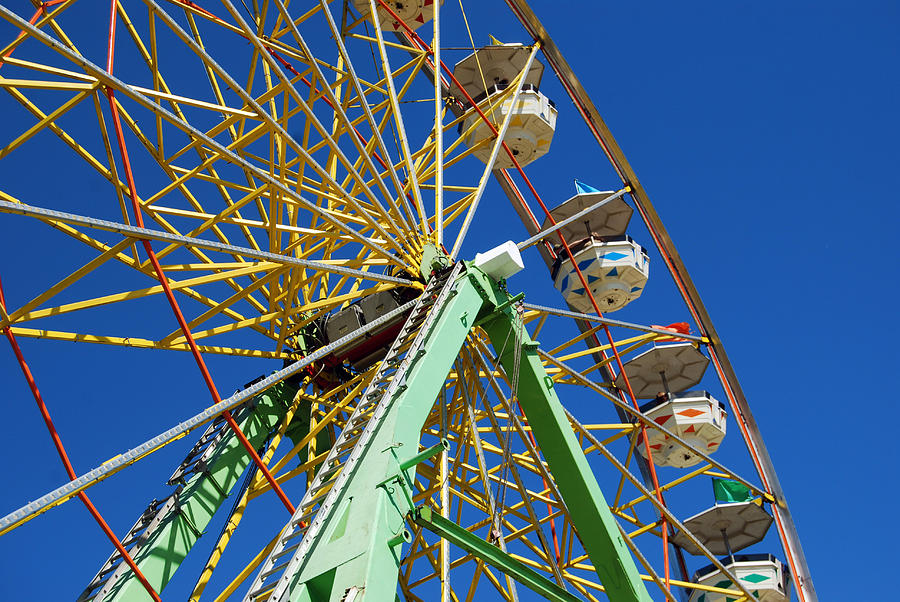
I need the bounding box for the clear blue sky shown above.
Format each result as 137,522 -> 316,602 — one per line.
0,1 -> 897,600
546,1 -> 898,597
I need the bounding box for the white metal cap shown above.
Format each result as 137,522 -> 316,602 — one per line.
473,240 -> 525,281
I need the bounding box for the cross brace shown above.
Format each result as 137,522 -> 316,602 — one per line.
412,505 -> 580,602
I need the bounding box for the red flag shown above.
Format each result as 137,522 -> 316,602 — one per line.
650,322 -> 691,342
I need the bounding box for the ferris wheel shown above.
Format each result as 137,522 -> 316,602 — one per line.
0,1 -> 817,601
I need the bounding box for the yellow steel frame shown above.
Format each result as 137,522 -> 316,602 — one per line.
0,2 -> 768,601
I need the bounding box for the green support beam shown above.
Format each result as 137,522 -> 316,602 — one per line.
102,264 -> 651,602
480,301 -> 652,602
100,381 -> 300,601
281,269 -> 489,602
412,506 -> 581,602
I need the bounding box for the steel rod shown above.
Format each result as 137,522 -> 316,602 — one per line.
318,0 -> 417,231
516,187 -> 628,250
412,506 -> 581,602
0,297 -> 418,535
522,302 -> 704,342
219,0 -> 409,260
0,200 -> 414,287
563,409 -> 757,602
367,0 -> 429,235
433,0 -> 444,246
0,4 -> 400,266
0,275 -> 162,601
537,350 -> 767,500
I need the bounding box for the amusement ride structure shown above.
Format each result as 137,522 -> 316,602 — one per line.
0,1 -> 816,601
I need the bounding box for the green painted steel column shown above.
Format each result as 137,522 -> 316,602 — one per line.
282,271 -> 488,602
104,381 -> 299,601
480,307 -> 652,602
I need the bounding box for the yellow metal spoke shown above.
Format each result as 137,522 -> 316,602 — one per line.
8,326 -> 288,358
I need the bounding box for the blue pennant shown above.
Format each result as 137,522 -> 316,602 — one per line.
575,179 -> 602,195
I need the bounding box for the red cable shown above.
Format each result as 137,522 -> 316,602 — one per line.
375,6 -> 571,559
0,4 -> 45,67
266,49 -> 421,221
376,2 -> 675,586
104,0 -> 295,515
168,0 -> 422,235
0,276 -> 162,602
499,1 -> 694,586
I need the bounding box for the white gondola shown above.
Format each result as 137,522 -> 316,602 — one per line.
672,501 -> 773,557
352,0 -> 441,31
614,342 -> 710,398
689,554 -> 792,602
638,390 -> 726,468
552,235 -> 649,313
451,44 -> 557,169
541,189 -> 634,242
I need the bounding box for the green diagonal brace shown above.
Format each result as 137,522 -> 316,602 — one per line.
412,506 -> 580,602
97,381 -> 302,601
481,303 -> 652,602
